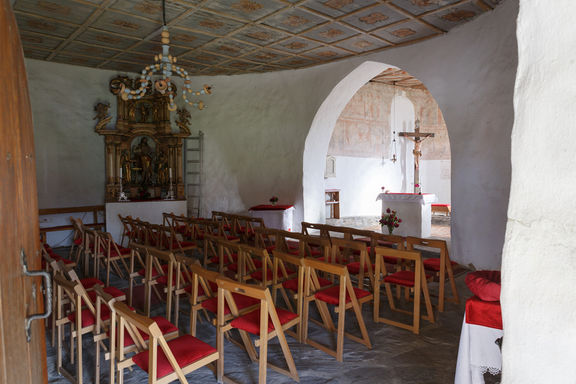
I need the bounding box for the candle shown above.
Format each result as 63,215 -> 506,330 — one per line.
119,167 -> 122,178
169,168 -> 172,178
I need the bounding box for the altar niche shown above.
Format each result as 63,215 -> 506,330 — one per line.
94,76 -> 191,202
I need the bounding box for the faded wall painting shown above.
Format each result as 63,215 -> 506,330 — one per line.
328,81 -> 450,160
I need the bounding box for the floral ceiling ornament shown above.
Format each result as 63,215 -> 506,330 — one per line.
118,0 -> 212,112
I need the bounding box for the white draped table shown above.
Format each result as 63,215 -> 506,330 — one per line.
249,205 -> 295,231
106,200 -> 187,243
376,193 -> 437,237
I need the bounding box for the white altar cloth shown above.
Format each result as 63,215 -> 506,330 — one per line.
249,205 -> 294,231
455,318 -> 503,384
376,193 -> 437,237
106,200 -> 187,244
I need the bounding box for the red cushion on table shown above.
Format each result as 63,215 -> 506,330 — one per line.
80,277 -> 104,289
465,270 -> 501,302
132,334 -> 217,379
249,205 -> 294,211
465,296 -> 502,330
283,276 -> 331,292
383,270 -> 416,287
231,308 -> 298,335
68,304 -> 111,327
315,285 -> 371,305
201,293 -> 259,315
138,264 -> 169,278
432,204 -> 450,208
251,267 -> 295,282
119,316 -> 178,347
346,261 -> 375,274
423,258 -> 458,272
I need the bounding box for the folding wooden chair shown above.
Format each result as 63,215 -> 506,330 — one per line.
301,257 -> 372,362
160,224 -> 197,256
113,300 -> 219,384
216,278 -> 300,384
406,237 -> 459,312
92,285 -> 179,384
69,216 -> 86,263
118,214 -> 135,248
331,238 -> 374,291
97,231 -> 132,286
373,247 -> 435,334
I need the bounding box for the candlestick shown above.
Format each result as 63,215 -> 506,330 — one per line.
169,168 -> 172,178
119,167 -> 122,178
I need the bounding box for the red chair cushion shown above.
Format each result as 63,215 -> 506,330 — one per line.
225,235 -> 240,241
137,264 -> 169,278
346,261 -> 375,274
132,334 -> 217,379
283,277 -> 331,292
286,240 -> 299,250
231,308 -> 298,335
465,270 -> 501,302
209,252 -> 238,265
383,270 -> 416,287
68,304 -> 111,328
170,240 -> 196,249
87,286 -> 126,302
120,316 -> 178,347
201,293 -> 259,315
314,286 -> 371,305
110,245 -> 131,257
423,258 -> 458,271
73,238 -> 83,245
80,277 -> 104,289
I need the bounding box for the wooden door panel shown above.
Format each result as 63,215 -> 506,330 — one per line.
0,1 -> 48,383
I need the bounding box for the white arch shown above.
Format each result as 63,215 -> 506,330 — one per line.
302,61 -> 395,223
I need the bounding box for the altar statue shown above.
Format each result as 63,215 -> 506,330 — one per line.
134,137 -> 153,185
120,150 -> 131,184
156,151 -> 169,185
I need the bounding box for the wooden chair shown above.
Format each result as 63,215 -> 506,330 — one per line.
301,257 -> 372,362
373,247 -> 435,334
97,231 -> 132,286
406,236 -> 459,312
160,224 -> 197,256
118,214 -> 135,248
113,300 -> 219,384
216,278 -> 300,384
184,262 -> 259,337
69,216 -> 86,263
92,285 -> 179,384
330,238 -> 374,291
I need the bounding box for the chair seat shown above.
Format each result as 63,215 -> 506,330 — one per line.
184,281 -> 218,296
423,258 -> 458,271
225,235 -> 240,241
231,308 -> 298,336
283,276 -> 331,292
201,293 -> 259,315
87,286 -> 126,302
132,334 -> 217,379
209,252 -> 238,265
315,286 -> 371,305
383,270 -> 416,287
80,277 -> 104,289
73,238 -> 83,246
346,261 -> 375,274
251,267 -> 295,282
68,304 -> 111,328
137,264 -> 169,278
170,240 -> 196,249
156,273 -> 191,287
110,245 -> 131,257
117,316 -> 178,347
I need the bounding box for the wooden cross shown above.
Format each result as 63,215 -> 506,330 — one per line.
399,119 -> 434,193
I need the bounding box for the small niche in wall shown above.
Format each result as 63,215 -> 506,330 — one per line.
325,155 -> 336,178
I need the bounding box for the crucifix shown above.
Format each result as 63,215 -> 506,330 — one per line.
399,119 -> 435,193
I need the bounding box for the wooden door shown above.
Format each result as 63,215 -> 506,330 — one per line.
0,1 -> 48,383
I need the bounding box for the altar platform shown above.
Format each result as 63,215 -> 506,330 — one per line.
376,193 -> 437,238
106,199 -> 186,243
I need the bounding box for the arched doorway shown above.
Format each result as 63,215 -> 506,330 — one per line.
304,62 -> 451,240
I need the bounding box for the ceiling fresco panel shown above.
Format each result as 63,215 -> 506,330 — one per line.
201,38 -> 258,57
91,11 -> 162,38
341,4 -> 407,31
175,10 -> 245,36
301,22 -> 359,43
269,37 -> 323,54
335,34 -> 389,53
202,0 -> 286,21
372,20 -> 438,44
241,49 -> 291,63
60,41 -> 121,59
110,0 -> 191,24
261,7 -> 327,34
303,45 -> 352,61
301,0 -> 378,18
19,30 -> 64,50
15,13 -> 78,38
230,25 -> 291,46
13,0 -> 97,24
389,0 -> 462,16
421,2 -> 488,31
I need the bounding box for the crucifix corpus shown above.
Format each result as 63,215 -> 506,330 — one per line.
399,119 -> 435,193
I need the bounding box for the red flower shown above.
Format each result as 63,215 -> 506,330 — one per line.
398,219 -> 402,223
394,223 -> 399,227
386,208 -> 391,214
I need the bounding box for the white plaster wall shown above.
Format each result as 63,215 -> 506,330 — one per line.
501,0 -> 576,381
25,0 -> 517,269
420,160 -> 451,204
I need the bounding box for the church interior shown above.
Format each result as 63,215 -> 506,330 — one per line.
2,0 -> 575,383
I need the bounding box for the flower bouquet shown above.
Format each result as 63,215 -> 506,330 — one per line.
269,196 -> 279,206
379,208 -> 402,235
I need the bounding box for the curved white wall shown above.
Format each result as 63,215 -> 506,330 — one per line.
502,0 -> 576,381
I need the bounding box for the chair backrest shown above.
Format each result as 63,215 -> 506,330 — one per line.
373,247 -> 422,276
302,257 -> 352,296
406,236 -> 448,258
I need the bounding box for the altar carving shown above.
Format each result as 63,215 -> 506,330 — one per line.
95,76 -> 191,202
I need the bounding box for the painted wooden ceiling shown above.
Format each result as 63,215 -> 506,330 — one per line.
14,0 -> 505,76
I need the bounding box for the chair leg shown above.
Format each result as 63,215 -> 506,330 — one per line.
335,302 -> 346,362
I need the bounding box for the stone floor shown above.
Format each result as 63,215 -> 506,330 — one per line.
46,245 -> 473,384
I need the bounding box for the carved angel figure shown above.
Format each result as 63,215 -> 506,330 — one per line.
176,107 -> 192,135
94,102 -> 111,131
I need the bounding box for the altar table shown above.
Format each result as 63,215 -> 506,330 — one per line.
455,297 -> 503,384
249,205 -> 294,231
376,193 -> 437,237
106,200 -> 187,243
